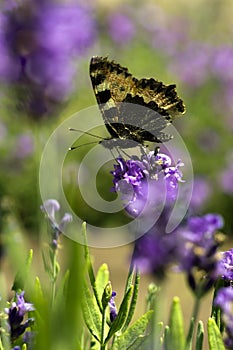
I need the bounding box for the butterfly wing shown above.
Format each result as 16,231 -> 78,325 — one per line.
90,56 -> 185,145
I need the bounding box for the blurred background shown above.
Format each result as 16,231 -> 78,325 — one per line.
0,0 -> 233,337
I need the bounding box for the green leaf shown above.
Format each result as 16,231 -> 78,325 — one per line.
34,276 -> 44,304
122,269 -> 140,332
11,249 -> 33,291
113,310 -> 153,350
95,263 -> 110,303
82,282 -> 102,342
124,265 -> 135,295
54,270 -> 70,307
146,283 -> 158,311
102,282 -> 112,310
207,318 -> 226,350
185,317 -> 195,350
164,326 -> 170,350
195,321 -> 204,350
105,285 -> 134,342
82,222 -> 102,312
127,335 -> 150,350
167,297 -> 185,350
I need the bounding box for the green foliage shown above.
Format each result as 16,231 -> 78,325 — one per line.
81,224 -> 154,350
162,297 -> 185,350
208,318 -> 226,350
195,321 -> 204,350
112,311 -> 153,350
12,249 -> 33,292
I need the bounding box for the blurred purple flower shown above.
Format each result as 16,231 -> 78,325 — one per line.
189,177 -> 211,212
37,4 -> 95,54
219,163 -> 233,194
23,330 -> 36,350
107,13 -> 135,45
187,213 -> 223,236
0,13 -> 21,81
214,286 -> 233,348
14,133 -> 34,159
212,46 -> 233,83
5,291 -> 34,341
151,19 -> 188,56
0,121 -> 7,144
0,1 -> 96,115
132,211 -> 180,279
178,214 -> 224,296
170,42 -> 212,87
197,128 -> 220,153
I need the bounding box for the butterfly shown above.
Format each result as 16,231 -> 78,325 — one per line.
89,56 -> 185,149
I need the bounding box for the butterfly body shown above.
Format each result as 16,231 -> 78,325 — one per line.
90,56 -> 185,149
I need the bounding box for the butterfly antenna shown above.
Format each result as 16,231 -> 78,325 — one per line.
69,141 -> 99,151
69,127 -> 104,141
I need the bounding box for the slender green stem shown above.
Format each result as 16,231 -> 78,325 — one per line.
100,307 -> 106,350
185,296 -> 201,349
0,335 -> 3,350
51,249 -> 57,307
192,296 -> 201,324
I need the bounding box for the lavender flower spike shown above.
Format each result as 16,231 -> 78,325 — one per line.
214,287 -> 233,348
5,292 -> 34,341
109,291 -> 117,322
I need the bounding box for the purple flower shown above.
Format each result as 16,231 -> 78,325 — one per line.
40,199 -> 73,248
220,249 -> 233,281
189,177 -> 211,211
109,291 -> 117,322
0,13 -> 21,81
40,199 -> 60,221
5,292 -> 34,341
187,214 -> 223,237
14,292 -> 34,316
219,163 -> 233,194
150,19 -> 189,56
0,1 -> 96,116
111,151 -> 184,217
23,330 -> 36,350
107,13 -> 135,45
14,133 -> 34,159
37,5 -> 96,55
133,216 -> 179,279
212,46 -> 233,83
164,159 -> 184,200
214,287 -> 233,348
178,214 -> 224,295
169,42 -> 212,87
197,128 -> 220,153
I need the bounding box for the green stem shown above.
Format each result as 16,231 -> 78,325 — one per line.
185,296 -> 201,349
192,296 -> 200,324
51,249 -> 57,307
0,336 -> 3,350
100,307 -> 106,350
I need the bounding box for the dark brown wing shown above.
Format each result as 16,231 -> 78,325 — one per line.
89,56 -> 185,145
